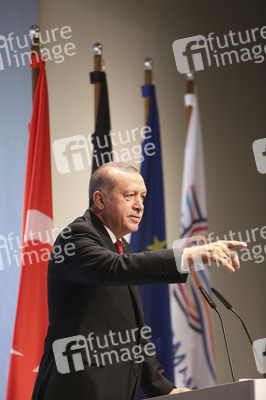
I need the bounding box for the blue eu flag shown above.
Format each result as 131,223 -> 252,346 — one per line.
130,85 -> 174,384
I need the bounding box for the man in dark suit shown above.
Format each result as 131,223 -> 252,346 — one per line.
32,162 -> 246,399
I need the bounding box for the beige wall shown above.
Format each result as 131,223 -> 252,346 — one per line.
39,0 -> 266,385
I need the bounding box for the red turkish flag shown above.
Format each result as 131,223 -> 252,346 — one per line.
6,56 -> 53,399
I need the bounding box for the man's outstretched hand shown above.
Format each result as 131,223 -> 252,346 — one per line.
183,240 -> 247,273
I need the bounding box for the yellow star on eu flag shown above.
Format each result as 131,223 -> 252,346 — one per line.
146,235 -> 166,250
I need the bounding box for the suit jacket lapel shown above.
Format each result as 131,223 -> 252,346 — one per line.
122,239 -> 145,323
85,209 -> 145,324
85,209 -> 117,252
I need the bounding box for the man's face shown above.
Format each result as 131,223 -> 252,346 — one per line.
101,170 -> 147,239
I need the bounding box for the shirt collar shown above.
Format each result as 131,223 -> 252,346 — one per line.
104,225 -> 121,244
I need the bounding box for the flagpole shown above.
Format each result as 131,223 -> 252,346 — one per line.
29,25 -> 40,102
144,58 -> 153,123
186,72 -> 195,130
90,43 -> 112,172
93,43 -> 103,125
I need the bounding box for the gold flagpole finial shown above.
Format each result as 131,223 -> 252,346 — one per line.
186,72 -> 195,95
29,25 -> 40,40
144,57 -> 153,70
186,72 -> 194,81
93,43 -> 103,56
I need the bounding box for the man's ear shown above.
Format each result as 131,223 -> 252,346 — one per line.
93,191 -> 106,210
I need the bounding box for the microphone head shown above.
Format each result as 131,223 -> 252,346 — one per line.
211,287 -> 232,310
199,286 -> 217,309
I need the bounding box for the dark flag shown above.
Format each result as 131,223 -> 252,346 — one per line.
130,84 -> 174,384
90,71 -> 112,172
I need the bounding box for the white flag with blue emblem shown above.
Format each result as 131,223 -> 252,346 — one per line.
170,87 -> 216,389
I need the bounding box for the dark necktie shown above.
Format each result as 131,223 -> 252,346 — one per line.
114,240 -> 124,254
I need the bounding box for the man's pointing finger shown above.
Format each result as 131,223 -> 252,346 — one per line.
222,241 -> 247,249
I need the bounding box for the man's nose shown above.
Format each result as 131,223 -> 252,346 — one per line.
133,196 -> 144,211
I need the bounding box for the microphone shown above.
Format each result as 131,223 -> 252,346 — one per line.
199,286 -> 236,382
211,287 -> 253,346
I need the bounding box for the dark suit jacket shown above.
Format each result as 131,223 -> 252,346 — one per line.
32,209 -> 187,400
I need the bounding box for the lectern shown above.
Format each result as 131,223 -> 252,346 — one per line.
149,379 -> 266,400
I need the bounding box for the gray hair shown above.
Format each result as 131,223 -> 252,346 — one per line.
89,162 -> 138,207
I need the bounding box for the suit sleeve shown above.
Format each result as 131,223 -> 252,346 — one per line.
50,225 -> 187,286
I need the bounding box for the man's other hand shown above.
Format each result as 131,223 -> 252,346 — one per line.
169,387 -> 191,394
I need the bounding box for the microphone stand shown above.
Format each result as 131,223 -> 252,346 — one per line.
214,307 -> 236,382
199,286 -> 236,382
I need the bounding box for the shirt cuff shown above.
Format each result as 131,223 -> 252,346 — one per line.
173,248 -> 190,274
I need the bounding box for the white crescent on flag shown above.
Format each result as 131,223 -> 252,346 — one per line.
10,349 -> 23,356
